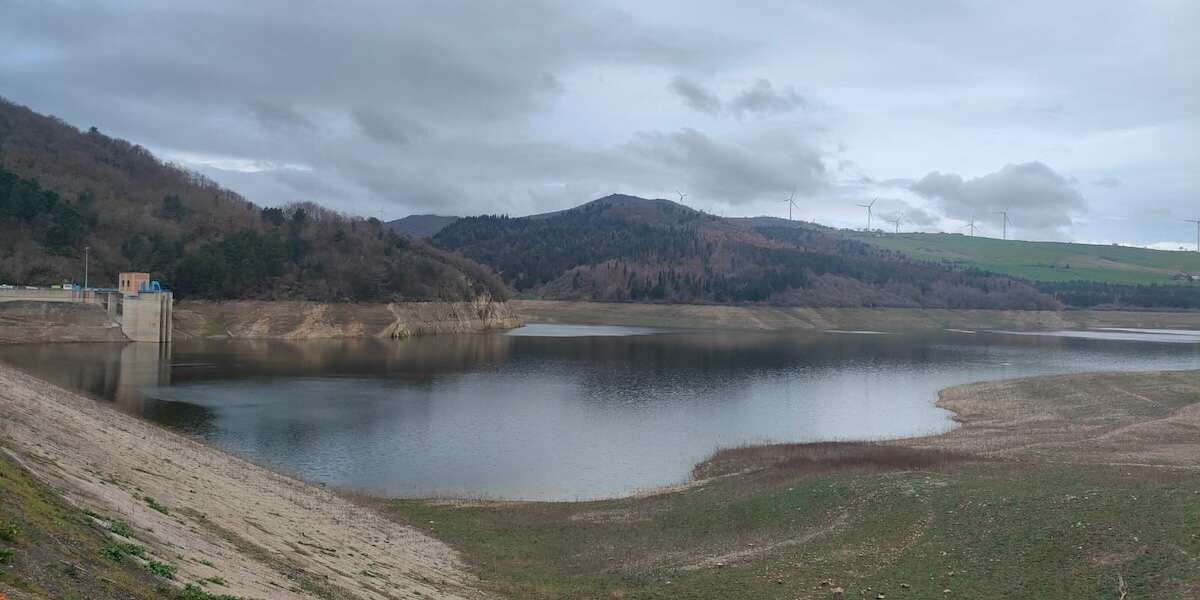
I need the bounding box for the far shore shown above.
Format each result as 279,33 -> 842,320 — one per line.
512,298 -> 1200,332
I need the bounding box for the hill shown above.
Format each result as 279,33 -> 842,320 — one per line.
854,232 -> 1200,286
0,98 -> 507,302
387,214 -> 459,238
433,194 -> 1061,310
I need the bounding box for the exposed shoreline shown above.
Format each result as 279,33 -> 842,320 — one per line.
174,298 -> 522,340
513,299 -> 1200,332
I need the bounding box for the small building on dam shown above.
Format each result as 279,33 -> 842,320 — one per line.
117,271 -> 173,343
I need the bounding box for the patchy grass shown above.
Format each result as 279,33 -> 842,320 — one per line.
0,449 -> 239,599
107,519 -> 134,538
102,542 -> 148,561
382,447 -> 1200,599
177,583 -> 248,600
145,559 -> 178,579
143,496 -> 171,515
0,448 -> 167,599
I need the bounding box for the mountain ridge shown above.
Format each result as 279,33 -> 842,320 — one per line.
433,194 -> 1062,309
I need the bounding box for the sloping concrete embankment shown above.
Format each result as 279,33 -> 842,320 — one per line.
0,362 -> 487,599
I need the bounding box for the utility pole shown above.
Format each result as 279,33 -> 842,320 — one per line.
83,246 -> 90,290
1188,219 -> 1200,252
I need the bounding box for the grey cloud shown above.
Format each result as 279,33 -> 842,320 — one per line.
668,77 -> 722,115
911,162 -> 1086,234
1093,176 -> 1122,188
3,1 -> 1194,245
875,200 -> 939,229
350,109 -> 429,146
668,77 -> 811,119
627,128 -> 826,203
730,79 -> 808,118
247,100 -> 314,134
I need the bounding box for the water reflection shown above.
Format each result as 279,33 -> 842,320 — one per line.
1,327 -> 1196,500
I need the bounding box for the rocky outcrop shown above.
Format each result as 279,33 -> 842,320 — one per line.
174,297 -> 521,340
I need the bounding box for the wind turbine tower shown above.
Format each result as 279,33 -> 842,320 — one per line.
857,198 -> 877,231
782,190 -> 799,221
675,190 -> 687,206
995,210 -> 1010,240
887,214 -> 903,234
1188,219 -> 1200,252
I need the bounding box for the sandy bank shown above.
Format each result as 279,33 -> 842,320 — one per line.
903,369 -> 1200,467
175,298 -> 521,340
699,369 -> 1200,481
0,363 -> 487,599
513,299 -> 1200,332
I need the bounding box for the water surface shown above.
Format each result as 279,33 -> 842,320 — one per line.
4,326 -> 1196,500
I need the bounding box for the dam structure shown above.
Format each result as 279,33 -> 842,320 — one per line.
0,271 -> 173,343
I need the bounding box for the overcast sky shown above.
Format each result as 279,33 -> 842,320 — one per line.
2,1 -> 1197,247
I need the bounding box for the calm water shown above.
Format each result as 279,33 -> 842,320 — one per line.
3,325 -> 1198,500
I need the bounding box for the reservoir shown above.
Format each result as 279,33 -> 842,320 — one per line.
5,325 -> 1198,500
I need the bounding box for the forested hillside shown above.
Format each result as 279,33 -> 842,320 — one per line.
435,195 -> 1062,310
387,214 -> 459,238
0,98 -> 507,301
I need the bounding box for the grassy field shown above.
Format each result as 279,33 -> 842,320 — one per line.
384,461 -> 1198,599
851,232 -> 1200,285
377,370 -> 1200,599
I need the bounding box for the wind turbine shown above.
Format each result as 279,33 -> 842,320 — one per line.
886,214 -> 904,234
675,190 -> 687,205
994,210 -> 1010,240
857,198 -> 877,231
782,189 -> 799,221
1187,219 -> 1200,252
962,216 -> 977,236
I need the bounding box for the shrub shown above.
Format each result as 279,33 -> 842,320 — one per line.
0,520 -> 18,542
177,583 -> 246,600
145,559 -> 177,579
108,519 -> 134,537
